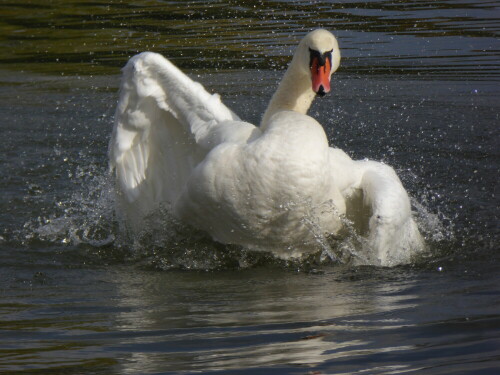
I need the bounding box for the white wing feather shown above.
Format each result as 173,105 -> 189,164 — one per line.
356,160 -> 423,265
329,148 -> 424,265
109,52 -> 259,230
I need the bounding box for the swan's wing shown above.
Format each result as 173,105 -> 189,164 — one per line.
354,160 -> 424,265
109,52 -> 259,230
328,148 -> 423,265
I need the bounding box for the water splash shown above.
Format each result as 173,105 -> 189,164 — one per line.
24,162 -> 116,248
400,168 -> 456,245
19,155 -> 453,272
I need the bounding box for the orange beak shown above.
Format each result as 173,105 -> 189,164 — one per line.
311,56 -> 331,95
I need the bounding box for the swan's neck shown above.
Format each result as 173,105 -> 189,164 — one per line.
260,63 -> 315,130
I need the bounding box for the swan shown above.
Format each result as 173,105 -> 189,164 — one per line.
109,29 -> 424,266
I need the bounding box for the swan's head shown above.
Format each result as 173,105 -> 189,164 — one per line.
295,29 -> 341,96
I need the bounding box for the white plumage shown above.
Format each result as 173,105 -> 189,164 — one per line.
109,29 -> 424,266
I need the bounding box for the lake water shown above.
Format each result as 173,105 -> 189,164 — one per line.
1,1 -> 499,374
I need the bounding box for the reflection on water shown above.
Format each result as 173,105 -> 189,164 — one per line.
0,266 -> 422,373
108,266 -> 500,373
4,263 -> 498,374
1,0 -> 498,77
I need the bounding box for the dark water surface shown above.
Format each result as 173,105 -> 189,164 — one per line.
1,1 -> 499,374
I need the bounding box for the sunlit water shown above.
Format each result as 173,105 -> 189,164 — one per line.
1,1 -> 499,374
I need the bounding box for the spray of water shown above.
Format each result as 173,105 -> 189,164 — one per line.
24,162 -> 116,248
22,157 -> 454,271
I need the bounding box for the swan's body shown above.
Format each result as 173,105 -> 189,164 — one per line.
110,29 -> 424,266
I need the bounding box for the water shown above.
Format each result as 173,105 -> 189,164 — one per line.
1,1 -> 499,373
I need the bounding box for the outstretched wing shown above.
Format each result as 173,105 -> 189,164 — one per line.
329,148 -> 424,265
109,52 -> 259,231
355,160 -> 423,265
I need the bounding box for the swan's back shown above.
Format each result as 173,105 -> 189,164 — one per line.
174,111 -> 346,253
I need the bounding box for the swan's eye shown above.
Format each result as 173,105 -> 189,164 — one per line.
309,48 -> 332,68
325,50 -> 333,65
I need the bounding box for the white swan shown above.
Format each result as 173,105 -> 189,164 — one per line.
109,29 -> 424,266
